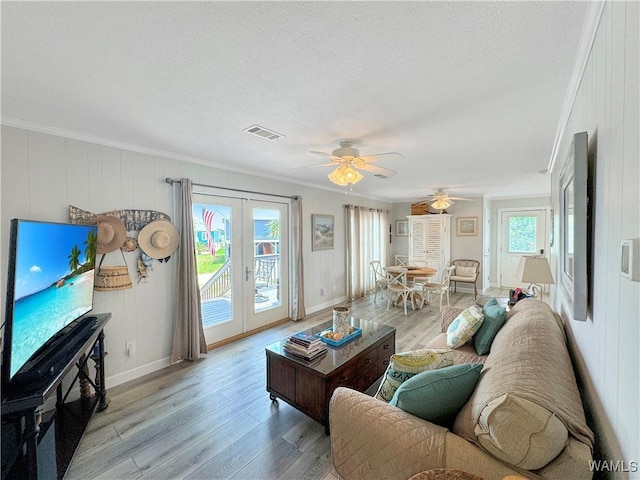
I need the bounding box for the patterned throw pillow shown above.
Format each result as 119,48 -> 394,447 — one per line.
374,349 -> 454,402
446,305 -> 484,348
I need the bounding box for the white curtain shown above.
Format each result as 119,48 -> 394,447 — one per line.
345,205 -> 389,300
171,178 -> 207,363
291,196 -> 306,320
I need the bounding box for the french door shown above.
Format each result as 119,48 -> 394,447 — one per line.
499,209 -> 548,288
192,195 -> 289,345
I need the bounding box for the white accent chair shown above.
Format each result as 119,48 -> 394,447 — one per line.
385,269 -> 415,315
449,259 -> 480,299
394,255 -> 409,266
420,266 -> 455,311
370,260 -> 388,302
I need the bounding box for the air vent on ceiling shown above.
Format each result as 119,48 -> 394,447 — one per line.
243,125 -> 284,141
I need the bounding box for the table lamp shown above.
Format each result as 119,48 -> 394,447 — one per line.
515,256 -> 554,301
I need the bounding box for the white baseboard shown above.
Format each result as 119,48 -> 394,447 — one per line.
106,357 -> 172,388
305,296 -> 349,316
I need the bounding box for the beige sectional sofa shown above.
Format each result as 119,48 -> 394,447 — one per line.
329,299 -> 594,480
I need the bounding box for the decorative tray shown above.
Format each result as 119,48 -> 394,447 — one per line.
316,327 -> 362,347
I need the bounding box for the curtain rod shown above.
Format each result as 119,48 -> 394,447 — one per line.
165,177 -> 299,200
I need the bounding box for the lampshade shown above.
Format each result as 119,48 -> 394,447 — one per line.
328,164 -> 363,187
516,256 -> 555,284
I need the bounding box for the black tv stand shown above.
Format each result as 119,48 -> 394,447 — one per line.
1,313 -> 111,480
11,316 -> 101,385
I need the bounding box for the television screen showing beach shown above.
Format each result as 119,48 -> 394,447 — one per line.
10,221 -> 97,377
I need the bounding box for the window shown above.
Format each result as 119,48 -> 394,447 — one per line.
508,216 -> 537,253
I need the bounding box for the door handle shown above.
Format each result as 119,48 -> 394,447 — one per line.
245,266 -> 254,281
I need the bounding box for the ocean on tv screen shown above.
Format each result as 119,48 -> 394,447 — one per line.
9,221 -> 97,377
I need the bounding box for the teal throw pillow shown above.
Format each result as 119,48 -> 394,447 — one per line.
389,363 -> 483,426
473,298 -> 508,355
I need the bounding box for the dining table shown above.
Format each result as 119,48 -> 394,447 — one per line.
385,265 -> 437,280
384,265 -> 438,308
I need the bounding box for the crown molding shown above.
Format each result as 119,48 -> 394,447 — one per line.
547,0 -> 606,174
1,117 -> 392,204
1,117 -> 240,170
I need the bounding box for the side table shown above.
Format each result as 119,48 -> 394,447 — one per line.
476,296 -> 510,311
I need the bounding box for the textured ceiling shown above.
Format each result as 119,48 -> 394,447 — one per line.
1,1 -> 588,202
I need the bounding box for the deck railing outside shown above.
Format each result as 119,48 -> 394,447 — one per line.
200,259 -> 231,301
199,255 -> 280,301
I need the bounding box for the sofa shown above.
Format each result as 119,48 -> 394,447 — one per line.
329,299 -> 594,480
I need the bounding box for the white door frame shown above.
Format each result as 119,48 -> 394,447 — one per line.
193,187 -> 291,345
497,206 -> 550,289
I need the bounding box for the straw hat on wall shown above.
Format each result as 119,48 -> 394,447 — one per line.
138,220 -> 180,259
93,215 -> 127,254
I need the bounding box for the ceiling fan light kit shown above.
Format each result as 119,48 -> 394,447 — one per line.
431,198 -> 452,210
328,164 -> 364,187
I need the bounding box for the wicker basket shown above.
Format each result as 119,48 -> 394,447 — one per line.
94,253 -> 132,291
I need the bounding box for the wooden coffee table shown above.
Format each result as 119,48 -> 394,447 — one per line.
265,318 -> 395,434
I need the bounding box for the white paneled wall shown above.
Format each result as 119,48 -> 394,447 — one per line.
550,1 -> 639,467
1,126 -> 390,386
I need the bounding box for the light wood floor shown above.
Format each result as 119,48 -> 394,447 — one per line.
66,290 -> 485,480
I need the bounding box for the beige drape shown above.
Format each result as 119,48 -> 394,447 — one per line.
345,205 -> 389,300
290,196 -> 306,320
171,178 -> 207,363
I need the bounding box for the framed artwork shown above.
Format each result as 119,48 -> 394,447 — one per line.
395,220 -> 409,236
456,217 -> 478,236
312,214 -> 334,251
560,131 -> 588,321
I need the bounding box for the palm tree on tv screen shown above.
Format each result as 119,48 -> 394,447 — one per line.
68,244 -> 81,273
84,229 -> 97,268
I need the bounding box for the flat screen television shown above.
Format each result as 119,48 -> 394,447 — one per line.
2,219 -> 98,393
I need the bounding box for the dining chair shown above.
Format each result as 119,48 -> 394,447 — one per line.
423,266 -> 455,311
370,260 -> 388,302
394,255 -> 409,266
385,269 -> 414,315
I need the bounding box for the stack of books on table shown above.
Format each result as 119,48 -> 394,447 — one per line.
284,332 -> 327,361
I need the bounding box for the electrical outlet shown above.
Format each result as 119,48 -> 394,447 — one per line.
126,341 -> 136,356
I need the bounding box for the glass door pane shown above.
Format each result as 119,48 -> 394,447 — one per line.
193,197 -> 243,343
500,209 -> 547,288
245,201 -> 289,331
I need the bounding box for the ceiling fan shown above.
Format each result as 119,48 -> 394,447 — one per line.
415,189 -> 474,211
297,141 -> 402,188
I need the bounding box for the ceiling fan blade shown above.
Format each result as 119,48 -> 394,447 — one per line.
360,152 -> 403,162
309,151 -> 335,158
447,196 -> 474,201
286,162 -> 336,171
357,163 -> 397,178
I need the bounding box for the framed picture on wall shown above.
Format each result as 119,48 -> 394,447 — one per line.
395,220 -> 409,236
456,217 -> 478,236
559,131 -> 588,321
312,214 -> 334,250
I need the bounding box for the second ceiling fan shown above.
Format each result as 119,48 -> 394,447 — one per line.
415,189 -> 474,211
